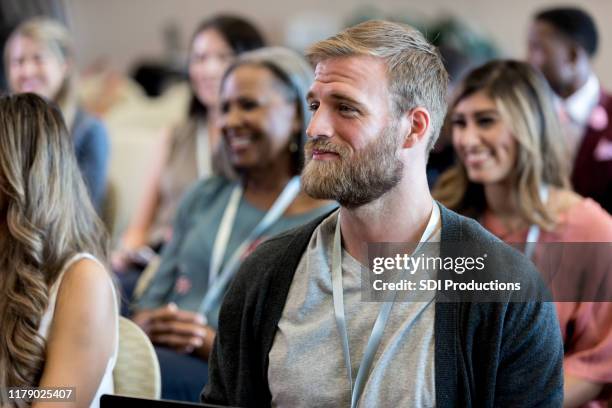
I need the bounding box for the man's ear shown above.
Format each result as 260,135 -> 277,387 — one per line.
401,107 -> 430,149
568,43 -> 581,65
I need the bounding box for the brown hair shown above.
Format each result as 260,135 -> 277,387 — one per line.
306,19 -> 449,153
433,60 -> 570,229
0,94 -> 108,396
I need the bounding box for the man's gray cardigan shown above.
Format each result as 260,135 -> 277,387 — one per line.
202,204 -> 563,407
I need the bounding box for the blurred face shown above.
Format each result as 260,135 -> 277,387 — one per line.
527,21 -> 574,97
220,64 -> 299,172
189,29 -> 234,108
451,91 -> 517,185
7,35 -> 68,100
302,56 -> 404,208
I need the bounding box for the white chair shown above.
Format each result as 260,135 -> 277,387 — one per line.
113,316 -> 161,399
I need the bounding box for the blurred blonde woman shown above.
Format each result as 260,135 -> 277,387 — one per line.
0,94 -> 117,408
5,17 -> 110,212
434,60 -> 612,407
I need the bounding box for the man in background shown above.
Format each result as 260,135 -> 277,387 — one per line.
528,7 -> 612,212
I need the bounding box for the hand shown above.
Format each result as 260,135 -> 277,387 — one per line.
111,249 -> 131,272
113,229 -> 149,272
134,304 -> 209,354
193,325 -> 216,361
112,247 -> 155,274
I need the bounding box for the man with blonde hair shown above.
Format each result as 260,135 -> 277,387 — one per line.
203,20 -> 563,407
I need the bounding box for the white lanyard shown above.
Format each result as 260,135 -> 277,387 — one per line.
524,185 -> 549,259
208,186 -> 243,288
198,176 -> 301,317
331,203 -> 439,408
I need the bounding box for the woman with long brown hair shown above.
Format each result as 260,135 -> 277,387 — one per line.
434,60 -> 612,407
0,93 -> 117,408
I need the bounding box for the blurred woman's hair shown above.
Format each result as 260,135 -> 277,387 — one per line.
434,59 -> 570,230
4,17 -> 78,127
187,15 -> 265,118
0,94 -> 108,390
221,46 -> 314,175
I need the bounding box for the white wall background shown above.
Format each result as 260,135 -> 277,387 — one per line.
66,0 -> 612,88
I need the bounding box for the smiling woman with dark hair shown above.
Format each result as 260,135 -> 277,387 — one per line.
130,47 -> 336,402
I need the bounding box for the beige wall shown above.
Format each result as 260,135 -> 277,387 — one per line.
67,0 -> 612,88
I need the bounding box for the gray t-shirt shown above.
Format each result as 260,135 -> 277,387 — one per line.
268,208 -> 440,408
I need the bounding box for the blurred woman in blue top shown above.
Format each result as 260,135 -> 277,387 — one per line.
5,17 -> 110,213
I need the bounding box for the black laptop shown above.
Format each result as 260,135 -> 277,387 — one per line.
100,395 -> 237,407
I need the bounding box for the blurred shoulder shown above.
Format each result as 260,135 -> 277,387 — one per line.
168,117 -> 198,145
177,176 -> 236,213
555,191 -> 612,241
74,108 -> 108,136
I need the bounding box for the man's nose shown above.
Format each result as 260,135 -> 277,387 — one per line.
306,107 -> 333,139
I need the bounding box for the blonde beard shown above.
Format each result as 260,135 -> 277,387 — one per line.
302,124 -> 404,208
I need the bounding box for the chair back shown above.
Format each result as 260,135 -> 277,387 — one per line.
113,316 -> 161,399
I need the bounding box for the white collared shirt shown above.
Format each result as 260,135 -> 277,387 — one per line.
558,74 -> 600,159
565,74 -> 600,128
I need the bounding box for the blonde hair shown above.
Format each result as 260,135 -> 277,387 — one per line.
306,20 -> 449,153
0,94 -> 108,398
4,17 -> 78,128
434,60 -> 571,230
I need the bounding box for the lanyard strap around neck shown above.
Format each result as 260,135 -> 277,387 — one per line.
524,184 -> 549,260
208,186 -> 243,288
199,176 -> 301,317
331,203 -> 439,408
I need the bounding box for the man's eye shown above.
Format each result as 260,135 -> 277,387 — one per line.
338,104 -> 357,114
308,102 -> 319,112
